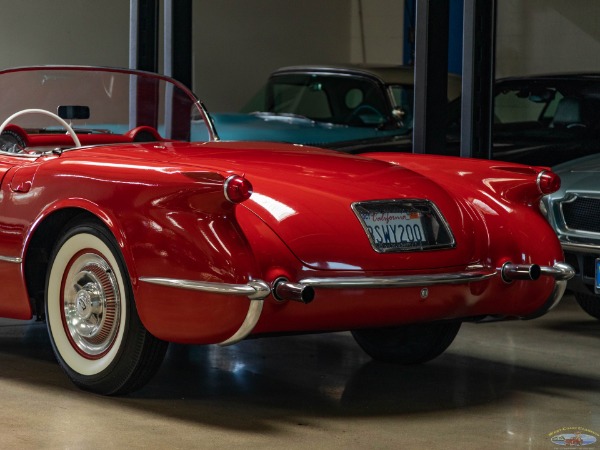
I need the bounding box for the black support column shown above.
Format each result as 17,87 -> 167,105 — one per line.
460,0 -> 496,159
164,0 -> 193,140
164,0 -> 193,88
129,0 -> 159,72
412,0 -> 450,155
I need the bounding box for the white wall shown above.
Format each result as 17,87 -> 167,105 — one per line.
349,0 -> 404,64
0,0 -> 352,111
0,1 -> 599,111
0,1 -> 129,68
192,0 -> 351,111
496,0 -> 600,77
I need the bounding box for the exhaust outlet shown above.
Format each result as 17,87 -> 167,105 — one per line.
273,278 -> 315,304
501,262 -> 541,283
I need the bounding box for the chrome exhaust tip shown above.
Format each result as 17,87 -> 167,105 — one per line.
273,278 -> 315,304
501,262 -> 541,283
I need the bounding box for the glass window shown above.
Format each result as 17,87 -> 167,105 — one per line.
242,73 -> 390,127
494,88 -> 561,124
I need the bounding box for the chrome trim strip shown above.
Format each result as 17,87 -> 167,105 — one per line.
299,262 -> 573,289
299,268 -> 497,289
561,240 -> 600,254
139,277 -> 271,300
0,255 -> 22,264
196,100 -> 220,141
535,170 -> 544,194
539,262 -> 575,281
219,299 -> 264,346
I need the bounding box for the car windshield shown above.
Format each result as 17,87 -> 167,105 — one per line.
0,66 -> 212,142
241,73 -> 394,128
492,82 -> 600,138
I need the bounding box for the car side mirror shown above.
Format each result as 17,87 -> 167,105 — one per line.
391,107 -> 406,127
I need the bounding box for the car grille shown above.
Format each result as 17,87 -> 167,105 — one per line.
562,196 -> 600,233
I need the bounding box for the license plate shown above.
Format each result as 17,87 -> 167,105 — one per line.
352,200 -> 455,253
595,258 -> 600,294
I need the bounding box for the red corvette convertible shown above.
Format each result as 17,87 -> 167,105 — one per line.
0,66 -> 572,395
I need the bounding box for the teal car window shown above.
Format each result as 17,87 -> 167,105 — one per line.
242,73 -> 391,128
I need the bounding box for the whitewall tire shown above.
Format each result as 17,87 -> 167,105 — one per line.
45,218 -> 167,395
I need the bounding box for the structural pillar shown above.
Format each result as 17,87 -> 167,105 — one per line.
460,0 -> 496,159
412,0 -> 450,155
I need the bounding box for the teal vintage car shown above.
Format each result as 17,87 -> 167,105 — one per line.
193,65 -> 461,146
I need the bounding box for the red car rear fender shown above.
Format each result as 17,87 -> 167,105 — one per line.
365,153 -> 560,205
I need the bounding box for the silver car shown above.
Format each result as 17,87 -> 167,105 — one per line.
543,153 -> 600,318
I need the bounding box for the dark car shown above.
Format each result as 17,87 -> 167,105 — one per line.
474,73 -> 600,166
331,73 -> 600,167
543,153 -> 600,319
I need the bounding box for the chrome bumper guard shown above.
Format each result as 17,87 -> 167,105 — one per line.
140,262 -> 573,346
539,262 -> 575,281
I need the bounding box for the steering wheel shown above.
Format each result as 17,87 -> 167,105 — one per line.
0,108 -> 81,148
347,105 -> 384,123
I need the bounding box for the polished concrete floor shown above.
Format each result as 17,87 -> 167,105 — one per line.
0,293 -> 599,449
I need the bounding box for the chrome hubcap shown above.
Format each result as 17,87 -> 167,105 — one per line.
63,253 -> 120,356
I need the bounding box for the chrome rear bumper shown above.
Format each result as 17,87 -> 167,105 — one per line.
140,262 -> 574,346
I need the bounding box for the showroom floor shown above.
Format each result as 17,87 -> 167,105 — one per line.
0,293 -> 598,449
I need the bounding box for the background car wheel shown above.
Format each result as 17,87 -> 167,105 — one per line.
574,291 -> 600,320
45,218 -> 168,395
351,321 -> 462,364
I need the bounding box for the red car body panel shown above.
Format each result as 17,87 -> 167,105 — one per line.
0,138 -> 564,343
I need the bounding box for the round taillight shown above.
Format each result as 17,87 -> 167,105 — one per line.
537,170 -> 561,195
224,175 -> 253,204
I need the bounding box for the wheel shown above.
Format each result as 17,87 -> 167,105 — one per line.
45,218 -> 167,395
575,291 -> 600,320
351,321 -> 461,364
